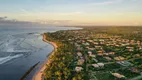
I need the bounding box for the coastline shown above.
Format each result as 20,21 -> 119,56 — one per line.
32,33 -> 57,80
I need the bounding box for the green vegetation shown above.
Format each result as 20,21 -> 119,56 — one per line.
43,27 -> 142,80
44,33 -> 84,80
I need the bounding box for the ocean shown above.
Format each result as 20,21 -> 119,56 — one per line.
0,25 -> 81,80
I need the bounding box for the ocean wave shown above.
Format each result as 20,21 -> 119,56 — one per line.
0,54 -> 23,64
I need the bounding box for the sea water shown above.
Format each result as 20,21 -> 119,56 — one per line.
0,25 -> 81,80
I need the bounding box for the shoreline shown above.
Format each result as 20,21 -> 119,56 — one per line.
32,33 -> 57,80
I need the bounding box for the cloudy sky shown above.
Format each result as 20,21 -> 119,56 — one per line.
0,0 -> 141,26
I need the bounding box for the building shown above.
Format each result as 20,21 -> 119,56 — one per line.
77,52 -> 82,57
77,59 -> 85,65
111,73 -> 125,79
75,67 -> 83,72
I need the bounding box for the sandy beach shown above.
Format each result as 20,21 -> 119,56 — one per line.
32,33 -> 57,80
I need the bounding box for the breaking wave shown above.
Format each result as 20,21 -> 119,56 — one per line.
0,54 -> 23,64
0,33 -> 44,64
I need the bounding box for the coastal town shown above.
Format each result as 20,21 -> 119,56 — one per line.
1,0 -> 142,80
72,34 -> 142,80
37,27 -> 142,80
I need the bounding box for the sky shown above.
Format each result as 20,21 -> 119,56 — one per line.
0,0 -> 142,26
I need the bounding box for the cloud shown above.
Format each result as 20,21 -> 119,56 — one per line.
20,8 -> 34,16
37,20 -> 72,25
0,16 -> 36,25
20,8 -> 31,14
56,12 -> 82,15
0,16 -> 7,20
87,0 -> 123,6
131,0 -> 137,1
20,10 -> 82,16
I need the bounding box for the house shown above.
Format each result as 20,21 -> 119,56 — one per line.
114,57 -> 120,61
77,47 -> 82,51
88,51 -> 92,56
87,40 -> 94,42
129,67 -> 140,73
77,52 -> 82,57
99,39 -> 105,42
84,42 -> 90,46
127,48 -> 134,52
137,41 -> 141,45
100,42 -> 104,45
125,43 -> 130,45
92,63 -> 104,68
117,61 -> 132,66
93,42 -> 99,45
97,63 -> 104,67
129,49 -> 134,52
88,48 -> 95,50
88,51 -> 96,57
119,56 -> 125,60
111,73 -> 125,79
81,40 -> 85,43
97,51 -> 103,54
134,54 -> 140,58
121,44 -> 127,46
115,44 -> 120,47
130,40 -> 135,44
104,57 -> 112,61
114,56 -> 125,61
77,59 -> 85,65
103,53 -> 109,56
95,46 -> 102,49
138,46 -> 142,50
90,55 -> 96,58
75,67 -> 83,72
92,64 -> 99,68
94,39 -> 98,42
109,52 -> 115,55
98,53 -> 103,56
126,46 -> 134,49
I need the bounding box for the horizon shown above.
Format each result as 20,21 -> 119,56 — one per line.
1,1 -> 142,80
0,0 -> 142,26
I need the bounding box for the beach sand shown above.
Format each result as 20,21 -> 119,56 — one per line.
32,33 -> 57,80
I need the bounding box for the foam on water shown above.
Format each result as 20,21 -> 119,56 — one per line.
0,33 -> 43,64
0,54 -> 23,64
0,26 -> 82,80
0,27 -> 82,64
0,32 -> 51,65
